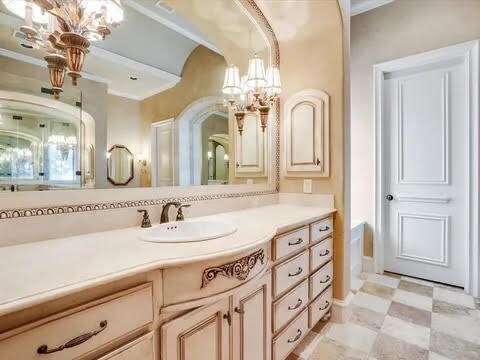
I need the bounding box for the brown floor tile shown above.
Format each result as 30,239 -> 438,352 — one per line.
388,301 -> 431,327
349,305 -> 385,331
434,283 -> 465,293
433,299 -> 476,316
430,330 -> 480,360
398,280 -> 434,297
311,319 -> 330,334
285,353 -> 301,360
359,281 -> 395,300
370,333 -> 429,360
308,338 -> 368,360
384,271 -> 402,279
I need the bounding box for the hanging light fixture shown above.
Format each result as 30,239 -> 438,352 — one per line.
223,54 -> 281,135
2,0 -> 124,96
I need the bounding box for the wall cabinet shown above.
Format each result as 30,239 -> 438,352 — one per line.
284,89 -> 330,177
234,112 -> 266,177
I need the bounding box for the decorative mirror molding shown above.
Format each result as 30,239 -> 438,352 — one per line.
107,145 -> 134,186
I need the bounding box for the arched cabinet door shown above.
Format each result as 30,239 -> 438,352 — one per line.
283,89 -> 330,177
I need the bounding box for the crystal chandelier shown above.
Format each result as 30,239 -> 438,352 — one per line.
222,54 -> 281,135
2,0 -> 124,98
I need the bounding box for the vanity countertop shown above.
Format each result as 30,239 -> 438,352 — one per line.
0,204 -> 334,316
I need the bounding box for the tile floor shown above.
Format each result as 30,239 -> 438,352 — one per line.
287,272 -> 480,360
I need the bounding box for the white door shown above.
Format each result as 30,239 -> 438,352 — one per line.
151,119 -> 174,187
383,52 -> 468,287
235,112 -> 266,176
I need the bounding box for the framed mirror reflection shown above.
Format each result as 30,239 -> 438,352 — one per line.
0,0 -> 280,193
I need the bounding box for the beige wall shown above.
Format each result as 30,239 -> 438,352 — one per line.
140,46 -> 227,123
351,0 -> 480,256
259,0 -> 348,299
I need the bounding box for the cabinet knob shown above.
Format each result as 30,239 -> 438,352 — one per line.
386,194 -> 394,201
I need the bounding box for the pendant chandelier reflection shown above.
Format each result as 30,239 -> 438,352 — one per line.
2,0 -> 124,98
222,54 -> 281,135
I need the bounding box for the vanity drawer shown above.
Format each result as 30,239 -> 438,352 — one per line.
272,309 -> 308,360
0,284 -> 153,360
309,286 -> 332,328
309,261 -> 333,299
310,237 -> 333,272
310,217 -> 333,242
273,279 -> 308,333
273,251 -> 309,298
162,245 -> 268,307
97,332 -> 154,360
273,226 -> 309,260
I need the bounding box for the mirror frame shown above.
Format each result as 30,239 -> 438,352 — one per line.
107,145 -> 134,186
0,0 -> 281,220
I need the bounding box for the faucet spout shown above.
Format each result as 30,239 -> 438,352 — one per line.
160,201 -> 181,223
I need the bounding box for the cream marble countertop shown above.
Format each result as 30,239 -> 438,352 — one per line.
0,204 -> 334,316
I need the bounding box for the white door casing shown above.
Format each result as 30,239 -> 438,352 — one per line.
151,119 -> 174,187
374,40 -> 479,295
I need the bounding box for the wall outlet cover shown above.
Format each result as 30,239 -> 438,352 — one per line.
303,179 -> 312,194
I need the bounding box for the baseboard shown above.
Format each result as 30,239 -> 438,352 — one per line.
331,291 -> 354,323
363,256 -> 374,273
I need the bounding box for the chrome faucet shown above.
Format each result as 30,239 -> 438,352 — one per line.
160,201 -> 181,223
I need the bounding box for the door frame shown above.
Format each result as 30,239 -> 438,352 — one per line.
373,40 -> 480,296
151,118 -> 174,187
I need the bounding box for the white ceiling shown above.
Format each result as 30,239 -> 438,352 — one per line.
0,0 -> 221,100
351,0 -> 395,16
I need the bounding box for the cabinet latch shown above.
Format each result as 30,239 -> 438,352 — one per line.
223,311 -> 232,326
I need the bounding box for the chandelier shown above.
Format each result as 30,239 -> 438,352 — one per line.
222,54 -> 281,135
2,0 -> 124,98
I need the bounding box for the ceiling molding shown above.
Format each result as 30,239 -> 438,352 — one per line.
0,47 -> 111,84
122,0 -> 221,54
89,46 -> 181,82
351,0 -> 395,16
108,79 -> 180,101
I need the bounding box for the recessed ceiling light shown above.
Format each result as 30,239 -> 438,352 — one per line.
130,76 -> 138,81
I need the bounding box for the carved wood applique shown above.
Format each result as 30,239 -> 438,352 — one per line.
201,249 -> 265,288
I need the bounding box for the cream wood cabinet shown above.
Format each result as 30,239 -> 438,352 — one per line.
232,273 -> 271,360
283,89 -> 330,177
234,112 -> 266,177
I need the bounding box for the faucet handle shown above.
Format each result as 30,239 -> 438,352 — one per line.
137,209 -> 152,228
176,204 -> 191,221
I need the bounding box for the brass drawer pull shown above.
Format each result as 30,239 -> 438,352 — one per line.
234,307 -> 245,315
288,267 -> 303,277
37,320 -> 108,354
288,238 -> 303,246
319,249 -> 330,257
319,275 -> 331,284
288,298 -> 303,310
319,225 -> 330,232
319,300 -> 330,311
287,329 -> 302,343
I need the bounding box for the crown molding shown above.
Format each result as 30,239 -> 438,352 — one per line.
351,0 -> 394,16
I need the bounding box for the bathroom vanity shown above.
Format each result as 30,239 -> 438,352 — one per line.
0,204 -> 335,360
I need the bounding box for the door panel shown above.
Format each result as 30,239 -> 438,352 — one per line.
384,57 -> 467,287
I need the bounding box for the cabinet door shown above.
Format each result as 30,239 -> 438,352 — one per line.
232,273 -> 271,360
284,89 -> 329,176
161,298 -> 230,360
235,112 -> 266,176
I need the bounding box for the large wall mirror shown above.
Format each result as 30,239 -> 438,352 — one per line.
0,0 -> 278,194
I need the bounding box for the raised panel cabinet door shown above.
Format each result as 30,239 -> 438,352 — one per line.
232,274 -> 271,360
234,112 -> 266,176
161,298 -> 230,360
284,89 -> 329,176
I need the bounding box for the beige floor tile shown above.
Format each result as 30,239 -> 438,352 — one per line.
352,292 -> 391,314
431,312 -> 480,345
398,279 -> 434,297
388,301 -> 431,327
400,276 -> 435,287
360,281 -> 395,300
380,315 -> 430,349
308,337 -> 369,360
433,287 -> 475,309
367,273 -> 400,288
293,331 -> 323,359
429,351 -> 451,360
349,305 -> 385,331
325,322 -> 377,353
371,333 -> 429,360
351,276 -> 365,292
430,330 -> 480,360
383,271 -> 402,279
433,299 -> 477,316
393,289 -> 432,311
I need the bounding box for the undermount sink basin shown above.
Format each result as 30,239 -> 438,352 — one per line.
140,220 -> 237,243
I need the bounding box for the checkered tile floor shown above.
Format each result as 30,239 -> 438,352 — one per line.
287,272 -> 480,360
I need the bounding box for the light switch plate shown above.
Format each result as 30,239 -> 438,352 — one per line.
303,179 -> 312,194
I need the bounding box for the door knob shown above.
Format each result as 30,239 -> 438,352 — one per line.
386,194 -> 394,201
